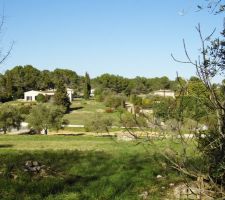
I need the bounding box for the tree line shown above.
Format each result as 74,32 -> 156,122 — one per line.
0,65 -> 81,102
92,74 -> 178,95
0,65 -> 223,104
0,65 -> 185,103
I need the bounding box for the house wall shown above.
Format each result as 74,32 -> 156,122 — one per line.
24,89 -> 74,102
24,91 -> 42,101
67,90 -> 73,102
153,90 -> 175,98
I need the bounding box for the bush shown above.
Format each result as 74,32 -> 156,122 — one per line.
95,94 -> 104,102
152,97 -> 175,122
84,114 -> 113,133
198,129 -> 225,183
142,98 -> 154,108
26,104 -> 66,134
200,114 -> 217,131
120,112 -> 147,128
35,94 -> 47,103
19,104 -> 33,115
94,88 -> 115,102
130,95 -> 142,106
104,95 -> 125,109
0,104 -> 24,133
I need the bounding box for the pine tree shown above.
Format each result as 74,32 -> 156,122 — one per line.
83,72 -> 91,100
54,81 -> 71,112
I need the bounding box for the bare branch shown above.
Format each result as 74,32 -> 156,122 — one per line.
0,41 -> 14,65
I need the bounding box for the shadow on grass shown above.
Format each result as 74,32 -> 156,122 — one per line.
0,144 -> 14,148
96,135 -> 117,138
57,133 -> 85,136
69,106 -> 84,112
0,150 -> 178,200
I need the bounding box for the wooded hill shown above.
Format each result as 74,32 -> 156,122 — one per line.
0,65 -> 222,103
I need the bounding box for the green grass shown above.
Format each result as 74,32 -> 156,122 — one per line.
0,134 -> 176,152
64,99 -> 121,125
61,126 -> 123,133
2,100 -> 37,106
0,135 -> 185,200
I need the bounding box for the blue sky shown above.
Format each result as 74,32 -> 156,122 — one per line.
0,0 -> 222,80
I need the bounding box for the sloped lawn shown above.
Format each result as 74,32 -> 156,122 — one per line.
63,99 -> 121,125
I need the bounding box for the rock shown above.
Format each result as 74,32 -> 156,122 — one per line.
36,166 -> 41,171
169,183 -> 174,187
24,160 -> 44,173
139,191 -> 148,200
40,169 -> 47,177
156,175 -> 163,179
24,160 -> 51,176
161,186 -> 166,190
25,160 -> 32,167
32,161 -> 39,166
30,167 -> 37,172
12,174 -> 18,179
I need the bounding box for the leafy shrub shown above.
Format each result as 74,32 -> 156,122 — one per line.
84,114 -> 113,133
19,104 -> 33,115
130,95 -> 142,106
142,98 -> 154,108
30,102 -> 37,106
198,130 -> 225,183
36,94 -> 47,103
152,97 -> 175,121
94,88 -> 115,102
120,112 -> 147,128
0,104 -> 24,133
26,104 -> 66,134
95,94 -> 104,102
104,95 -> 125,109
200,114 -> 217,131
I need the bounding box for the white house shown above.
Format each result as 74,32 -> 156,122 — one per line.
24,88 -> 74,102
24,90 -> 43,101
90,89 -> 95,97
152,89 -> 175,98
66,88 -> 74,101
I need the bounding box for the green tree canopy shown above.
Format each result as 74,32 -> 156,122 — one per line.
52,68 -> 79,89
54,81 -> 71,112
83,72 -> 91,100
0,104 -> 23,134
27,104 -> 66,134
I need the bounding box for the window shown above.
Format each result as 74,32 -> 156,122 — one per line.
26,96 -> 32,101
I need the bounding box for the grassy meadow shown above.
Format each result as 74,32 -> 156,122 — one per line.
0,99 -> 203,199
63,99 -> 121,125
0,134 -> 186,200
